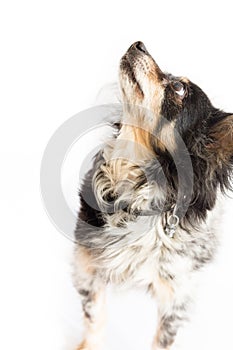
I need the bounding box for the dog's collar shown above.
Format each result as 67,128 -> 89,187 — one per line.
134,205 -> 180,238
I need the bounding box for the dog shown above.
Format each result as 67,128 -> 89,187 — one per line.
73,41 -> 233,350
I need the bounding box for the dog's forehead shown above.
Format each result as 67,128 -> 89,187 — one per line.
165,73 -> 177,81
164,73 -> 190,84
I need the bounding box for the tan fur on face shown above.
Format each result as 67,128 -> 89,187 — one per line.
180,77 -> 189,84
157,121 -> 176,153
152,85 -> 165,126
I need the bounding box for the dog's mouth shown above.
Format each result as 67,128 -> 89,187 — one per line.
119,41 -> 164,98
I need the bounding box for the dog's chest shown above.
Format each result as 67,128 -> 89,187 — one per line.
100,216 -> 195,287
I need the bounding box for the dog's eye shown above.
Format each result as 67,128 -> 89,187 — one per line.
173,82 -> 186,97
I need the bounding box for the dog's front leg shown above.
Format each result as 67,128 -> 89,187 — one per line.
73,247 -> 106,350
76,286 -> 106,350
151,279 -> 191,350
152,303 -> 187,350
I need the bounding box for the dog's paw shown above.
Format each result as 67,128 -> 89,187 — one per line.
76,340 -> 88,350
76,340 -> 102,350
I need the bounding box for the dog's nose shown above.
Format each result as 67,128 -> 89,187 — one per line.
134,41 -> 148,54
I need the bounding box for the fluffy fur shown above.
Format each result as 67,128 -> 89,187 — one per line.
73,41 -> 233,350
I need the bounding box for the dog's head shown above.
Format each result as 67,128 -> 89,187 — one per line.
119,42 -> 233,220
119,41 -> 233,163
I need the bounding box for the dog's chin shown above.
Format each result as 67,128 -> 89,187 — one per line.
119,56 -> 144,102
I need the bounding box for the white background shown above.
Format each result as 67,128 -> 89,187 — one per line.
1,1 -> 233,349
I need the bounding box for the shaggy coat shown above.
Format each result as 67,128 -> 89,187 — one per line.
73,41 -> 233,350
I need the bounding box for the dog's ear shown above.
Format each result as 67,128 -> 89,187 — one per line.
207,114 -> 233,164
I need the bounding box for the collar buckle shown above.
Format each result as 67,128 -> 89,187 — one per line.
165,213 -> 179,238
